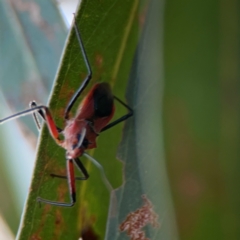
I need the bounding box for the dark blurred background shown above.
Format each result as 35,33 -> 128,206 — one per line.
163,0 -> 240,239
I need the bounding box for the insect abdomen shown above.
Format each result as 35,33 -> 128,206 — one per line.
93,83 -> 114,118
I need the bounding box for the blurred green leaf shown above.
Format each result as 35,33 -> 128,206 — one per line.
164,0 -> 240,239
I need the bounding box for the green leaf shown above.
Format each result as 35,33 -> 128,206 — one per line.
17,0 -> 177,239
164,0 -> 240,239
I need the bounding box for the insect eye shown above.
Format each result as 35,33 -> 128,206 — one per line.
72,143 -> 77,150
82,138 -> 89,148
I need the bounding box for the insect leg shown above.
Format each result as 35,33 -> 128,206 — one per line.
74,158 -> 89,179
30,101 -> 45,130
51,154 -> 113,193
30,101 -> 62,132
0,105 -> 62,145
100,96 -> 133,132
50,175 -> 85,181
51,157 -> 89,181
64,15 -> 92,120
37,159 -> 76,207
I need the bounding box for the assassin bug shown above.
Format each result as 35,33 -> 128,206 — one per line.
0,17 -> 133,207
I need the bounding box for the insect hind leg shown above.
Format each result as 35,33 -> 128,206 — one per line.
64,15 -> 92,120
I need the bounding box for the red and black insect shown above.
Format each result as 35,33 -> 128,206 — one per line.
0,18 -> 133,207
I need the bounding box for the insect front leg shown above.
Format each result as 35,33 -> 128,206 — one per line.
29,101 -> 45,130
51,157 -> 89,181
30,101 -> 62,133
0,105 -> 62,146
37,159 -> 76,207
